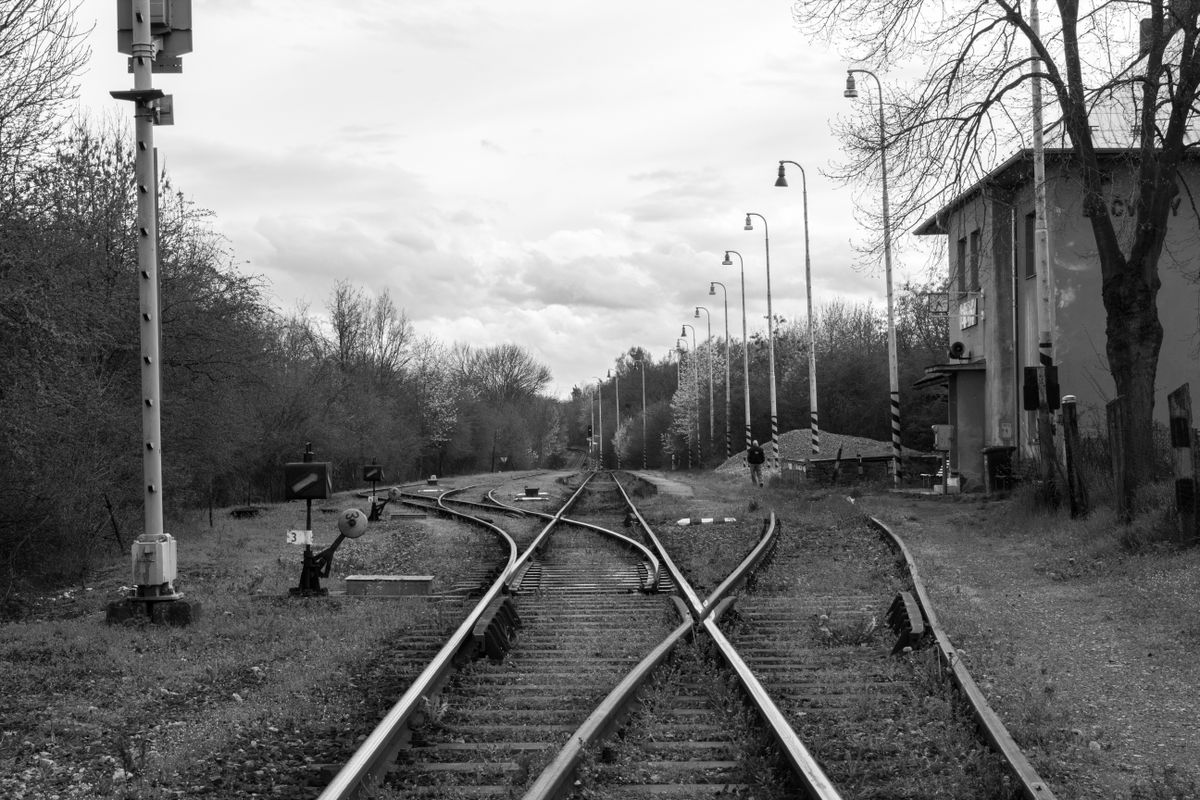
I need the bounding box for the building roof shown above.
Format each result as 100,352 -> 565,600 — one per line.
912,147 -> 1163,236
914,359 -> 986,389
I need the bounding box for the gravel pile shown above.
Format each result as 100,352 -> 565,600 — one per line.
714,429 -> 923,473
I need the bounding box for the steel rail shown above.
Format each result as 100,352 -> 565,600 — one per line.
609,472 -> 704,615
521,505 -> 782,799
865,513 -> 1058,800
486,479 -> 662,592
521,596 -> 695,800
701,599 -> 843,800
317,478 -> 592,800
555,476 -> 841,800
700,514 -> 779,614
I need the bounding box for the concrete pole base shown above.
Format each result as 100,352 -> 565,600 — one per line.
106,597 -> 201,626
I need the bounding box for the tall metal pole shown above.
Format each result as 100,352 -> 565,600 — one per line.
608,368 -> 621,469
674,342 -> 690,469
589,388 -> 596,469
846,69 -> 902,487
722,251 -> 752,459
1031,0 -> 1054,359
638,358 -> 647,469
745,213 -> 779,472
129,0 -> 164,539
777,161 -> 820,459
710,281 -> 731,457
695,307 -> 715,448
592,377 -> 604,469
1030,0 -> 1059,497
681,324 -> 699,465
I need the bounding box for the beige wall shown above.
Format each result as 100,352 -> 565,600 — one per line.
936,158 -> 1200,471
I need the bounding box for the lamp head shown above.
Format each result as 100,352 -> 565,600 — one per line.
744,214 -> 753,231
708,283 -> 716,295
680,325 -> 687,337
694,307 -> 701,318
844,72 -> 858,98
721,251 -> 733,266
775,162 -> 788,187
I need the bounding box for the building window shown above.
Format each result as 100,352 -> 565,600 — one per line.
968,228 -> 981,292
1024,212 -> 1036,279
955,236 -> 967,295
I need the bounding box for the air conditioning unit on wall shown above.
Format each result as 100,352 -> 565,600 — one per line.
948,341 -> 968,360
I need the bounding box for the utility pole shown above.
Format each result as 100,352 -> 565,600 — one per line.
1030,0 -> 1063,504
107,0 -> 195,626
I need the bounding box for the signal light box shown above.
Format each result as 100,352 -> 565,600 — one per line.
363,465 -> 384,483
284,461 -> 332,500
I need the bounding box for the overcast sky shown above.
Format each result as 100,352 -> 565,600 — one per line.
75,0 -> 928,398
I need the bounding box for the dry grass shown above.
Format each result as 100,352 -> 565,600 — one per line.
0,493 -> 465,799
860,479 -> 1200,800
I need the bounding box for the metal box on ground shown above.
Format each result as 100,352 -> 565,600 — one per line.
131,533 -> 177,586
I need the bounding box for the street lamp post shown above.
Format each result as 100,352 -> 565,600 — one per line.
707,283 -> 732,458
592,376 -> 605,470
636,357 -> 647,469
845,68 -> 902,487
775,160 -> 820,461
722,251 -> 752,459
680,323 -> 700,465
744,212 -> 779,472
608,368 -> 621,469
694,306 -> 714,448
589,385 -> 596,469
675,340 -> 690,469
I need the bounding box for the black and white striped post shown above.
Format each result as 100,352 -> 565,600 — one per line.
1168,384 -> 1198,542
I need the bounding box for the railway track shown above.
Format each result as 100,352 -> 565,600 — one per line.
316,472 -> 1057,800
718,512 -> 1010,799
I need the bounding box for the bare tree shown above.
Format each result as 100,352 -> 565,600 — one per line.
365,289 -> 413,386
454,343 -> 553,402
0,0 -> 90,194
794,0 -> 1200,496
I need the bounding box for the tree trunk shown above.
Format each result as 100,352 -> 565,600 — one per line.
1103,259 -> 1164,496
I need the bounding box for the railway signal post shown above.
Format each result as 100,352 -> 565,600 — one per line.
106,0 -> 197,627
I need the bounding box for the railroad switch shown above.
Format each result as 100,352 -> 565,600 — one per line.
366,489 -> 396,522
471,596 -> 521,661
289,508 -> 369,597
886,591 -> 929,654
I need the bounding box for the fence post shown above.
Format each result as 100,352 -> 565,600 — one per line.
1106,396 -> 1131,524
1061,396 -> 1089,518
1167,384 -> 1198,542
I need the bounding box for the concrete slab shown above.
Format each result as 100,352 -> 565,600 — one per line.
629,470 -> 694,497
345,575 -> 434,596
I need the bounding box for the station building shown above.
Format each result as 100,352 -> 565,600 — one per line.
913,146 -> 1200,487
